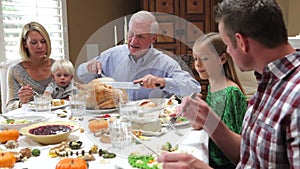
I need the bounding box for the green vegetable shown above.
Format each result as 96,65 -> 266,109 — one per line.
161,142 -> 178,152
103,152 -> 116,159
69,141 -> 82,150
31,148 -> 41,156
128,153 -> 161,169
170,144 -> 179,152
176,116 -> 188,123
161,142 -> 172,151
6,119 -> 15,124
98,149 -> 116,159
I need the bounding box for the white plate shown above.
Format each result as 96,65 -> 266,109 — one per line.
51,100 -> 69,110
86,108 -> 118,114
24,100 -> 69,110
161,120 -> 190,127
136,99 -> 178,106
173,145 -> 205,161
0,112 -> 52,130
133,128 -> 167,136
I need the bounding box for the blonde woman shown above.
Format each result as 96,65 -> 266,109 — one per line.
192,32 -> 247,169
44,59 -> 77,99
6,21 -> 54,111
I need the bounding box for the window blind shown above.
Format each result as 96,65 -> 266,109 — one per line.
0,0 -> 68,61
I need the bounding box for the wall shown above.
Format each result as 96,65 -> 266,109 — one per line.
66,0 -> 141,67
287,0 -> 300,36
66,1 -> 300,65
277,0 -> 300,36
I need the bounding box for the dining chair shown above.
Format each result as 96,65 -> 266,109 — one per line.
160,50 -> 195,78
0,59 -> 21,113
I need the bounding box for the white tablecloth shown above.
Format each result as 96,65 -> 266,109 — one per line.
1,108 -> 209,169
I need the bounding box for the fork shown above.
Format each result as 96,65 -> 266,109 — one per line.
166,92 -> 198,133
32,90 -> 40,96
20,83 -> 39,96
0,114 -> 12,121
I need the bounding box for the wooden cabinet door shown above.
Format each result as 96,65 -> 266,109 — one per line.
141,0 -> 181,54
141,0 -> 220,55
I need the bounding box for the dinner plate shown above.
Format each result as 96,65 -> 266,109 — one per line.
86,108 -> 118,114
51,100 -> 69,110
24,100 -> 69,110
133,128 -> 167,136
0,112 -> 52,130
137,98 -> 178,106
161,120 -> 190,127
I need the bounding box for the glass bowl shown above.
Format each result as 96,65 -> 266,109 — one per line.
119,100 -> 164,123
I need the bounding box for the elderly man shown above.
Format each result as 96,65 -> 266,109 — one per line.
76,11 -> 200,101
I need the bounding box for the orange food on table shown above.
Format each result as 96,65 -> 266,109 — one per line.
88,119 -> 109,133
0,152 -> 16,168
52,99 -> 65,106
0,129 -> 19,143
55,158 -> 87,169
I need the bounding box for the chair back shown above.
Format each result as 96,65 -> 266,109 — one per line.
0,59 -> 21,113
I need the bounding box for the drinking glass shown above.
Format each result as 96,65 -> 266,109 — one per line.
108,118 -> 132,151
69,93 -> 86,121
119,100 -> 138,120
34,95 -> 51,113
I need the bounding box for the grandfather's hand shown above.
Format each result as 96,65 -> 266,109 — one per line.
18,84 -> 34,104
157,152 -> 212,169
133,74 -> 166,88
86,59 -> 102,74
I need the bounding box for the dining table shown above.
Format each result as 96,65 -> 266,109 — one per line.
0,103 -> 209,169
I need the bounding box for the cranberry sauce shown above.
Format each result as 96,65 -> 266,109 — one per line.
29,125 -> 72,135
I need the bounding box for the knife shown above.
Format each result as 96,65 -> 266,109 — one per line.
101,81 -> 141,89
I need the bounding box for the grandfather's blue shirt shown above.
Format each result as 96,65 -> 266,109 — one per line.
77,44 -> 200,101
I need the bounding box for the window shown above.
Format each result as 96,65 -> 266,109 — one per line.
0,0 -> 68,62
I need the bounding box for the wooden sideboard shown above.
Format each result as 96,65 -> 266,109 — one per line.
141,0 -> 222,98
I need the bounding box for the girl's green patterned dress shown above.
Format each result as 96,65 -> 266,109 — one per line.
206,85 -> 247,168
